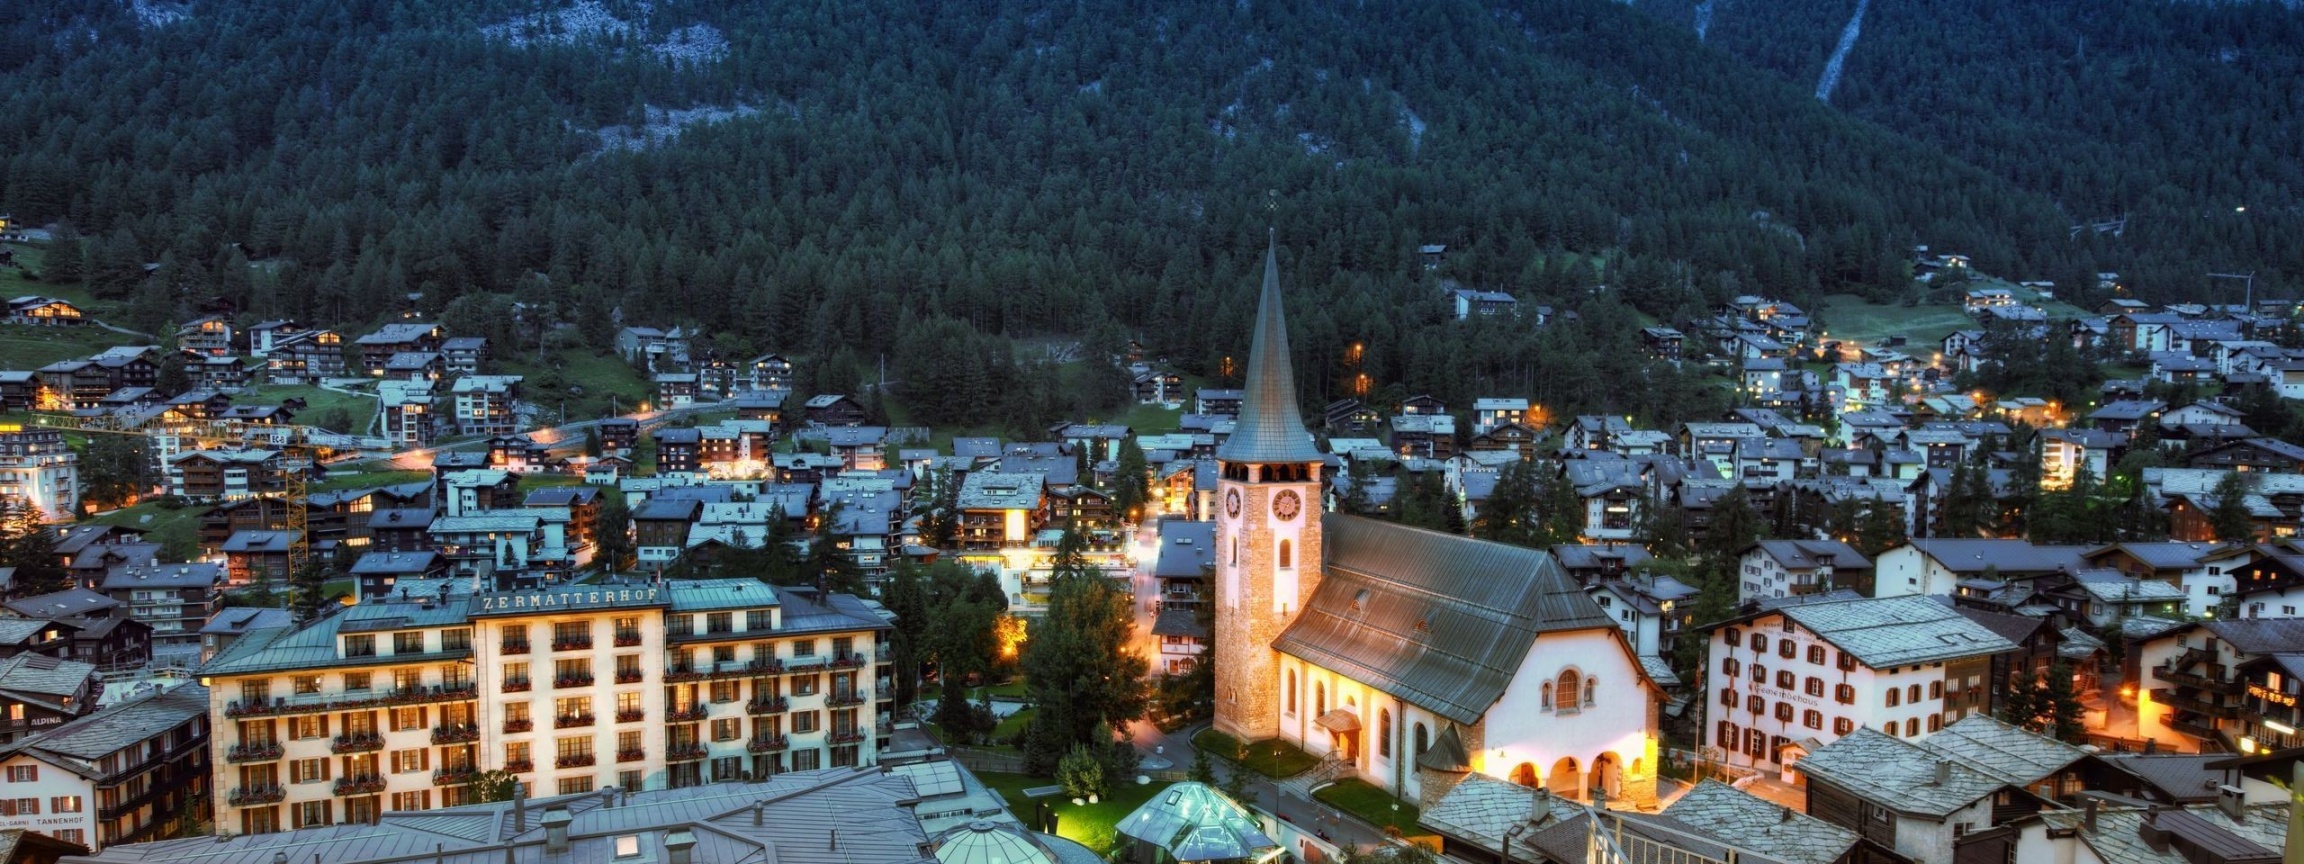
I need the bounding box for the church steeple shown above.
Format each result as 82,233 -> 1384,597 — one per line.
1217,237 -> 1323,465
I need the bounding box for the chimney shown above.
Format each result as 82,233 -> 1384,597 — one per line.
2145,739 -> 2158,754
542,808 -> 573,855
1780,806 -> 1795,824
2084,799 -> 2100,834
274,853 -> 288,864
1528,788 -> 1553,825
1932,759 -> 1952,785
753,803 -> 764,827
2137,811 -> 2172,852
512,785 -> 528,833
2217,784 -> 2246,822
666,829 -> 698,864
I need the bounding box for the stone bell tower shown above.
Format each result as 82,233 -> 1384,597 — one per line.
1211,237 -> 1325,743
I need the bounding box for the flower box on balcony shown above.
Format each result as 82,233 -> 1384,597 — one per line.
432,725 -> 481,745
618,748 -> 646,763
666,745 -> 708,761
663,669 -> 706,683
615,709 -> 645,723
830,654 -> 866,669
556,754 -> 596,769
332,776 -> 385,796
224,700 -> 277,718
332,733 -> 385,754
829,730 -> 866,745
505,759 -> 534,773
501,642 -> 531,655
747,735 -> 790,754
502,718 -> 534,734
555,675 -> 594,688
827,692 -> 866,708
555,714 -> 596,729
433,769 -> 478,786
225,742 -> 283,762
613,633 -> 642,647
614,671 -> 643,684
553,638 -> 593,651
666,705 -> 709,722
502,679 -> 532,693
229,785 -> 287,806
745,697 -> 789,715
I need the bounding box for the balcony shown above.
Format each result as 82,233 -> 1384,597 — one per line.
332,775 -> 385,796
614,670 -> 644,684
503,718 -> 534,734
666,704 -> 709,723
830,653 -> 868,669
2151,664 -> 2237,693
614,633 -> 642,647
618,748 -> 646,763
2164,712 -> 2223,741
616,709 -> 645,723
502,641 -> 531,655
746,697 -> 789,715
229,685 -> 479,719
553,636 -> 594,651
876,720 -> 893,737
229,785 -> 286,806
556,753 -> 596,769
2150,689 -> 2241,719
504,759 -> 534,773
555,674 -> 595,688
667,744 -> 708,761
502,678 -> 533,693
747,734 -> 790,754
555,714 -> 596,729
828,691 -> 867,708
433,768 -> 478,787
432,724 -> 481,745
829,730 -> 866,745
332,733 -> 385,754
224,741 -> 283,763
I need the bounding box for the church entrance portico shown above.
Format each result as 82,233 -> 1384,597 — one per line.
1314,708 -> 1361,760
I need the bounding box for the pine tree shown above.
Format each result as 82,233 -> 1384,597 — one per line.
2208,470 -> 2256,542
1022,524 -> 1148,759
1110,438 -> 1150,522
593,492 -> 632,572
1998,670 -> 2040,731
289,557 -> 333,622
0,501 -> 69,597
2043,662 -> 2086,742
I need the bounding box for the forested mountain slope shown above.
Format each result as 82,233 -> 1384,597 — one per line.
1634,0 -> 2304,302
0,0 -> 2081,423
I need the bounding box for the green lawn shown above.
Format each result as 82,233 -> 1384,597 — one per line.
1313,778 -> 1422,835
88,500 -> 213,560
254,384 -> 378,434
971,681 -> 1029,700
992,707 -> 1037,742
313,468 -> 431,492
978,770 -> 1173,854
1814,295 -> 1978,348
0,325 -> 139,370
500,349 -> 651,423
1193,728 -> 1318,778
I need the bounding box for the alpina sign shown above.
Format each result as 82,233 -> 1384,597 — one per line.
476,587 -> 663,613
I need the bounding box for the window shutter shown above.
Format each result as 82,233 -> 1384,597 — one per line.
322,759 -> 332,781
421,749 -> 431,771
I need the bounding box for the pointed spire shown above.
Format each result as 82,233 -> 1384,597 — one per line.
1217,237 -> 1323,464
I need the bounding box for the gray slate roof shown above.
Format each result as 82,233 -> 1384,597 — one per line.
1795,727 -> 2011,816
1754,594 -> 2016,668
1659,781 -> 1856,864
1214,240 -> 1322,464
1916,714 -> 2090,786
2032,802 -> 2288,864
2,683 -> 205,773
70,767 -> 930,864
1274,514 -> 1619,724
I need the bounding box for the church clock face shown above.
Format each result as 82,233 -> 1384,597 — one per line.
1224,488 -> 1242,518
1272,490 -> 1302,521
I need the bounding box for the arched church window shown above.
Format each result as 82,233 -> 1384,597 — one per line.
1278,539 -> 1292,569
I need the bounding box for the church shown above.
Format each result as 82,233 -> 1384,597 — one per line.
1210,240 -> 1663,810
